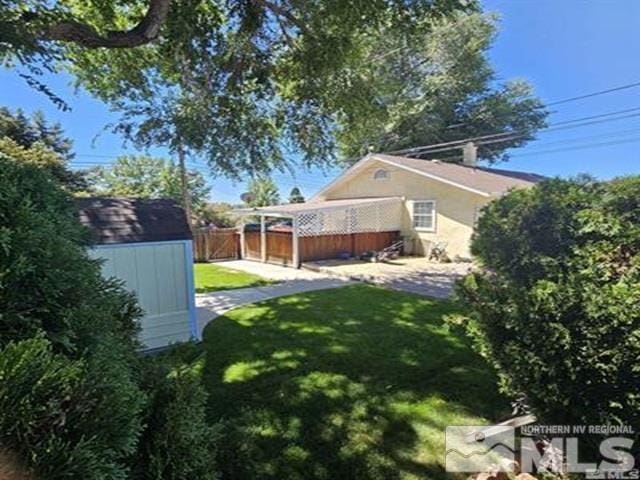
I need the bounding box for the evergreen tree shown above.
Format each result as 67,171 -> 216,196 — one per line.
288,187 -> 305,204
0,107 -> 73,161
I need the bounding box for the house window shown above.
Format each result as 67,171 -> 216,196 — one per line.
373,169 -> 389,180
413,201 -> 436,231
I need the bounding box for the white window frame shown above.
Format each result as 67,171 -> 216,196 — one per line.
412,200 -> 437,232
373,168 -> 390,181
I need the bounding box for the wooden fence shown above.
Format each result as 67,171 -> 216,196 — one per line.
299,231 -> 399,262
266,231 -> 294,266
193,228 -> 239,262
241,229 -> 400,265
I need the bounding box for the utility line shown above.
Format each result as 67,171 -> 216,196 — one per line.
509,136 -> 640,158
545,81 -> 640,106
388,107 -> 640,157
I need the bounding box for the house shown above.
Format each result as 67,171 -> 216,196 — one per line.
312,153 -> 545,258
233,153 -> 544,266
77,197 -> 197,350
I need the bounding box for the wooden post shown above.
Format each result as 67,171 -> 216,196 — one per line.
292,215 -> 300,268
260,215 -> 267,263
239,218 -> 246,259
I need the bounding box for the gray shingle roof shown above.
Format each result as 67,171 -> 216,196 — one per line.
372,154 -> 546,196
76,197 -> 192,245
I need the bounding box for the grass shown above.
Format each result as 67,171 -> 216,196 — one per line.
194,263 -> 274,293
196,284 -> 508,480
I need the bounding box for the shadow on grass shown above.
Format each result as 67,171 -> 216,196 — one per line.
200,284 -> 508,480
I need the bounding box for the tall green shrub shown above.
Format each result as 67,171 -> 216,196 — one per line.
455,177 -> 639,432
133,348 -> 220,480
0,336 -> 144,479
0,154 -> 141,350
0,154 -> 221,479
0,155 -> 145,478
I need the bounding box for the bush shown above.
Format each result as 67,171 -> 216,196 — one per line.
0,154 -> 221,479
0,156 -> 145,478
0,153 -> 141,350
133,349 -> 220,480
0,336 -> 144,479
455,177 -> 639,434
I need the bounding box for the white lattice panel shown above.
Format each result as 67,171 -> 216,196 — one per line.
297,199 -> 402,237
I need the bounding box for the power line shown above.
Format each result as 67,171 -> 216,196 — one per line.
388,107 -> 640,157
545,81 -> 640,106
510,136 -> 640,158
520,127 -> 640,148
549,106 -> 640,126
444,81 -> 640,132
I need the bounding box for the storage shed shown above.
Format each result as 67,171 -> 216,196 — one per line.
77,197 -> 197,350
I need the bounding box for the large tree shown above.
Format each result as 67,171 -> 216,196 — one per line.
2,1 -> 545,177
334,12 -> 547,162
86,155 -> 210,218
246,176 -> 280,207
0,107 -> 84,189
0,107 -> 73,160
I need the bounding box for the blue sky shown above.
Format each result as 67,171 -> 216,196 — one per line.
1,0 -> 639,203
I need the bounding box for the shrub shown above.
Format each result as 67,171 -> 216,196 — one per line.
133,350 -> 220,480
455,177 -> 639,434
0,154 -> 141,350
0,154 -> 221,479
0,336 -> 144,479
0,156 -> 145,478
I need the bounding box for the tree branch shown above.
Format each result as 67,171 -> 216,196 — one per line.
43,0 -> 171,48
254,0 -> 308,34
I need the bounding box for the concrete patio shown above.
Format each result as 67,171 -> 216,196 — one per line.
303,256 -> 472,298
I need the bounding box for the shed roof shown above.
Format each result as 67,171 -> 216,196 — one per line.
313,153 -> 546,199
77,197 -> 192,245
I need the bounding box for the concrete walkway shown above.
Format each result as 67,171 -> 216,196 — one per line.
210,260 -> 330,281
304,257 -> 471,299
196,261 -> 352,336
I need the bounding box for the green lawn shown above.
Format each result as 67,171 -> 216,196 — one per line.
198,284 -> 508,480
194,263 -> 274,293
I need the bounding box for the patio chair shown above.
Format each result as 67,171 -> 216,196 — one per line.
428,241 -> 450,262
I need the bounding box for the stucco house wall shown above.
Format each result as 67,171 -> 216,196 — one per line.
316,159 -> 491,258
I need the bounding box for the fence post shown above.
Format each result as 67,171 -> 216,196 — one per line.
260,215 -> 267,263
239,218 -> 246,259
292,216 -> 300,268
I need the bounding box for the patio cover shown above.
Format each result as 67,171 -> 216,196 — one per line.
233,196 -> 403,237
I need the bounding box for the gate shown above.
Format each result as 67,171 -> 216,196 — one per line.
193,227 -> 239,262
242,230 -> 293,265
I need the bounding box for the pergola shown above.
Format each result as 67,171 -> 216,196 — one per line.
233,197 -> 403,266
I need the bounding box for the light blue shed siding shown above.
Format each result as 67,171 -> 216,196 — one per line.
89,241 -> 195,350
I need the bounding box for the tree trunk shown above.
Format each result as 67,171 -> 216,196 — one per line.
177,143 -> 192,229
